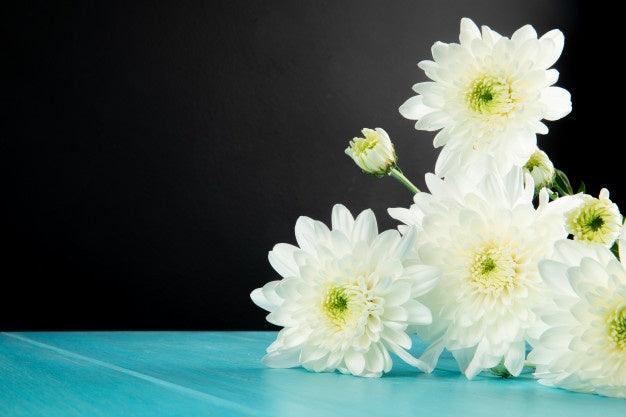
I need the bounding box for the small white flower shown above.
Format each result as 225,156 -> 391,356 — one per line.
523,149 -> 555,192
251,204 -> 440,377
529,240 -> 626,398
399,18 -> 571,177
388,165 -> 580,378
566,189 -> 622,247
345,128 -> 396,175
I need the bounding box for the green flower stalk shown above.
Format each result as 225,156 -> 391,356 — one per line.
345,128 -> 419,194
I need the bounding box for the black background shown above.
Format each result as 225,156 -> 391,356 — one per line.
4,1 -> 623,330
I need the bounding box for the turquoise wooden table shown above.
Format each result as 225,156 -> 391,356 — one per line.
0,332 -> 623,417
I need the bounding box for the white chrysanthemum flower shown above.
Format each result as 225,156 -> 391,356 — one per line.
345,128 -> 397,175
523,149 -> 555,192
251,204 -> 440,377
529,240 -> 626,398
566,189 -> 622,247
388,166 -> 579,379
399,18 -> 571,177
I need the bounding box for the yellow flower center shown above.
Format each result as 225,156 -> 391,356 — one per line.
323,286 -> 352,324
469,242 -> 520,293
607,306 -> 626,351
466,75 -> 515,116
351,130 -> 379,156
566,198 -> 616,244
524,151 -> 545,171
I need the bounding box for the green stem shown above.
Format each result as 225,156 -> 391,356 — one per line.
388,166 -> 419,195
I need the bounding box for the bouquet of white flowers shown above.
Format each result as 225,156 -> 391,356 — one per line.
251,18 -> 625,398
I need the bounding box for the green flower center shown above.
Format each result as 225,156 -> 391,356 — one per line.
588,215 -> 605,231
608,306 -> 626,351
323,286 -> 351,323
469,242 -> 520,293
466,75 -> 515,115
524,152 -> 544,171
566,199 -> 615,244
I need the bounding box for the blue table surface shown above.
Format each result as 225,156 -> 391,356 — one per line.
0,332 -> 623,417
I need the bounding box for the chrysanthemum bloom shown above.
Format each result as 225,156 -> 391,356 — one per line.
529,240 -> 626,398
388,166 -> 579,378
251,204 -> 440,377
399,18 -> 571,177
566,189 -> 622,247
345,128 -> 397,176
523,149 -> 555,193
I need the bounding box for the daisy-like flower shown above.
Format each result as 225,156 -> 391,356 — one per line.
250,204 -> 440,377
388,165 -> 579,378
345,128 -> 397,176
399,18 -> 571,177
523,149 -> 555,193
566,189 -> 622,247
529,240 -> 626,398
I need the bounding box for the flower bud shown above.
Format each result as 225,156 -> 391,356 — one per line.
345,128 -> 396,176
523,149 -> 555,192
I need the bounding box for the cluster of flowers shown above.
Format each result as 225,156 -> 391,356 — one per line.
251,18 -> 626,398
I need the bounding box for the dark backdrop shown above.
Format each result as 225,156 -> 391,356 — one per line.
4,0 -> 622,329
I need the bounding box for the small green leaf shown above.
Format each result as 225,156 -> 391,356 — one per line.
611,242 -> 620,259
577,181 -> 586,194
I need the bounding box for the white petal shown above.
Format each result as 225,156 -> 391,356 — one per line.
386,341 -> 430,372
511,24 -> 537,45
404,299 -> 432,324
294,216 -> 317,253
331,204 -> 355,237
364,343 -> 385,374
459,17 -> 481,46
433,128 -> 451,148
540,87 -> 571,121
250,281 -> 282,312
262,348 -> 301,368
382,325 -> 412,349
539,260 -> 575,296
345,350 -> 366,376
268,243 -> 299,278
419,337 -> 446,373
404,264 -> 440,296
504,342 -> 526,376
538,29 -> 564,68
352,209 -> 378,244
384,282 -> 412,307
414,111 -> 449,131
399,96 -> 434,120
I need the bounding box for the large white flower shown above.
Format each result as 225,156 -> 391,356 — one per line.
250,204 -> 440,377
529,240 -> 626,398
565,188 -> 623,247
399,18 -> 571,177
388,166 -> 579,378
